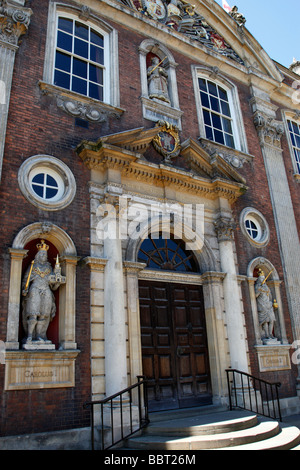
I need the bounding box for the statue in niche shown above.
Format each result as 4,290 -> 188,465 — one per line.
255,269 -> 279,344
147,56 -> 171,104
21,240 -> 66,349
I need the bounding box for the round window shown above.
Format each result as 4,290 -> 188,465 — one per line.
240,208 -> 269,247
29,167 -> 64,202
18,155 -> 76,211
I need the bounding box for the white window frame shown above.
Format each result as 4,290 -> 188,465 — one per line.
240,207 -> 270,248
283,112 -> 300,178
42,3 -> 119,108
18,155 -> 76,211
192,66 -> 247,153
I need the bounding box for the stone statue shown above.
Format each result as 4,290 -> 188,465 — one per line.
147,56 -> 171,104
255,269 -> 278,343
21,240 -> 66,349
229,6 -> 246,26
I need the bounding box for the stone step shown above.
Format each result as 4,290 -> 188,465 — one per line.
125,419 -> 280,450
144,412 -> 258,436
216,426 -> 300,450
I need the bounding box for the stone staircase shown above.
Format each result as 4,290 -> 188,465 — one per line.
123,406 -> 300,450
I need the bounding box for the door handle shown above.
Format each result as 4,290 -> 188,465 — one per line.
177,346 -> 185,357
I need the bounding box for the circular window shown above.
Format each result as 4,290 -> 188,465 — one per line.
18,155 -> 76,211
240,208 -> 269,247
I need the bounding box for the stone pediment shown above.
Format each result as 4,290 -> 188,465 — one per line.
76,126 -> 247,202
115,0 -> 282,82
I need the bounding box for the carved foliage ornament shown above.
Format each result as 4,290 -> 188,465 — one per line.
0,0 -> 32,46
253,112 -> 284,148
120,0 -> 244,65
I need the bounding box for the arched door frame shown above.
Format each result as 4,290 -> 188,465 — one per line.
125,215 -> 230,406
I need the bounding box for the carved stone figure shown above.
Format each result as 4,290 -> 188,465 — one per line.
255,269 -> 278,343
147,56 -> 171,104
21,240 -> 66,349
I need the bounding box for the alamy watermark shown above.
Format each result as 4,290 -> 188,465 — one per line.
96,196 -> 205,250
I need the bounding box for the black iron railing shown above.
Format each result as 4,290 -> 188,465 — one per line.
226,369 -> 282,421
83,376 -> 149,450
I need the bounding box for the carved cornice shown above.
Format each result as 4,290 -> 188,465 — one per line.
253,111 -> 284,148
77,128 -> 247,203
0,0 -> 32,47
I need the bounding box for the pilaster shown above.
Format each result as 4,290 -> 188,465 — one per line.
0,0 -> 32,180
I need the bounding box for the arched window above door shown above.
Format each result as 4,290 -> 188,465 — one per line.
137,235 -> 199,272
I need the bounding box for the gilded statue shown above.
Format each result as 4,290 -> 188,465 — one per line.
21,240 -> 65,348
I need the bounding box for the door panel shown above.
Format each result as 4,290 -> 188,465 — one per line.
139,280 -> 212,411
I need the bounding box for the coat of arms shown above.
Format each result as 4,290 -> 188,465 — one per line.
153,121 -> 181,161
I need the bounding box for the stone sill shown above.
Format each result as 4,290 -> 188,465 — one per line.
38,81 -> 125,122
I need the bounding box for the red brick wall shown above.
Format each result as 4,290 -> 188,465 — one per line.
0,0 -> 298,437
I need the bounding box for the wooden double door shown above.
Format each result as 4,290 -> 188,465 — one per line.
139,280 -> 212,411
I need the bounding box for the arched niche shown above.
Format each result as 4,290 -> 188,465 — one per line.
6,222 -> 79,351
247,257 -> 288,345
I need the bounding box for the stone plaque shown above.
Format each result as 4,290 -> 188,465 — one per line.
4,350 -> 79,390
255,345 -> 291,372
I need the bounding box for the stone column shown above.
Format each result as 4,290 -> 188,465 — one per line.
253,99 -> 300,389
124,261 -> 146,384
103,196 -> 128,397
6,248 -> 28,350
214,211 -> 249,373
0,1 -> 32,181
59,255 -> 80,350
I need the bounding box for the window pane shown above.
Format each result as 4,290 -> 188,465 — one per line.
57,31 -> 72,52
74,38 -> 88,58
225,133 -> 235,148
198,78 -> 207,92
90,44 -> 104,64
222,117 -> 232,134
210,96 -> 220,113
205,125 -> 213,140
75,22 -> 88,40
91,30 -> 104,47
46,187 -> 59,199
32,173 -> 45,184
221,100 -> 231,117
32,184 -> 44,198
214,129 -> 225,145
203,109 -> 211,126
72,76 -> 87,95
292,122 -> 300,135
208,81 -> 218,96
89,64 -> 103,84
211,113 -> 222,130
58,17 -> 73,34
296,134 -> 300,149
73,57 -> 87,78
46,174 -> 58,187
89,83 -> 103,101
54,70 -> 70,89
55,51 -> 71,72
218,86 -> 228,101
200,91 -> 209,109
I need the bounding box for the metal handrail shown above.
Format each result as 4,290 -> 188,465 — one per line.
226,369 -> 282,422
83,376 -> 149,450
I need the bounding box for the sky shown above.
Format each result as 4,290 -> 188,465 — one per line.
215,0 -> 300,68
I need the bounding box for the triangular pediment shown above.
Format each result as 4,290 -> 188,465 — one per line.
117,0 -> 282,81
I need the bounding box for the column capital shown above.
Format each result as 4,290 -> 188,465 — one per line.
214,216 -> 236,242
253,111 -> 284,148
0,0 -> 32,47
